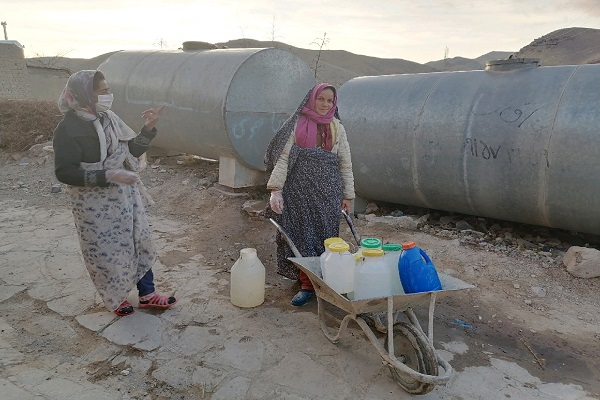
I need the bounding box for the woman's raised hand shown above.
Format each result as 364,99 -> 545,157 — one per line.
142,104 -> 165,130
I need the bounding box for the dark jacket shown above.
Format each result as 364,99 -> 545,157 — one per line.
53,111 -> 157,187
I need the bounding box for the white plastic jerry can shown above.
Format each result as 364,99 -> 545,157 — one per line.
354,248 -> 391,300
230,248 -> 266,308
320,237 -> 346,281
323,242 -> 355,295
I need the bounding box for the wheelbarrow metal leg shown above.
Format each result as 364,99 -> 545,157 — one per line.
317,295 -> 353,344
404,294 -> 437,349
387,297 -> 395,360
427,292 -> 437,347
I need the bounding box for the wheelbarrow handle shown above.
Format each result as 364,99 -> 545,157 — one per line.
341,209 -> 361,246
268,218 -> 303,258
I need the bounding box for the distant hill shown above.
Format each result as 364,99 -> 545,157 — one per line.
216,39 -> 437,86
514,27 -> 600,66
23,27 -> 600,89
26,51 -> 118,73
426,51 -> 514,72
426,56 -> 485,72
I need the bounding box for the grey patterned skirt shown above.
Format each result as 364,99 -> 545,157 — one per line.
269,145 -> 343,279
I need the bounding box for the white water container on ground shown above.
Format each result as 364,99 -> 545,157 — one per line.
320,237 -> 346,281
323,242 -> 355,295
230,248 -> 265,308
354,248 -> 391,300
382,243 -> 404,295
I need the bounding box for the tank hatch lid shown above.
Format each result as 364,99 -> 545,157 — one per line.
485,58 -> 540,71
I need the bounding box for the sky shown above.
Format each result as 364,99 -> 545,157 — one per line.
3,0 -> 600,64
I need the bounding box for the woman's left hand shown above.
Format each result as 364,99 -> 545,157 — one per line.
142,105 -> 165,130
341,199 -> 352,213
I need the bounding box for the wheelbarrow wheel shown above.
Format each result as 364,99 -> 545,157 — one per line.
384,322 -> 438,395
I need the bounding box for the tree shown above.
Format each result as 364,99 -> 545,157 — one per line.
310,32 -> 329,79
444,46 -> 450,69
153,38 -> 168,49
270,14 -> 281,47
31,49 -> 73,70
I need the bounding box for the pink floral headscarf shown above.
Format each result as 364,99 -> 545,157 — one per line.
294,83 -> 337,148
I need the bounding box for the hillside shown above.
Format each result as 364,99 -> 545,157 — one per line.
515,27 -> 600,66
22,27 -> 600,89
26,51 -> 118,73
426,56 -> 486,72
25,41 -> 437,87
217,39 -> 437,86
426,51 -> 515,71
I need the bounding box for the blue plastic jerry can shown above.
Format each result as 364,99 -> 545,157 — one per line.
398,242 -> 442,293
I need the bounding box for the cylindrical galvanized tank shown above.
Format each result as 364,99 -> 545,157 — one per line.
338,63 -> 600,235
98,48 -> 315,170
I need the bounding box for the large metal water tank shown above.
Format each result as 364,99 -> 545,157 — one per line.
98,47 -> 315,170
338,61 -> 600,235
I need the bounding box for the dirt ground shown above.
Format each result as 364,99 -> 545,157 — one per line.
1,147 -> 599,399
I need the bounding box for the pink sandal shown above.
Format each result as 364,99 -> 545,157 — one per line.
114,300 -> 135,316
138,292 -> 177,309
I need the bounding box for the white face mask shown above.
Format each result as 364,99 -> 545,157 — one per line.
96,93 -> 114,112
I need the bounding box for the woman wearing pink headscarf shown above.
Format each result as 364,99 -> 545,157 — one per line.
265,83 -> 355,306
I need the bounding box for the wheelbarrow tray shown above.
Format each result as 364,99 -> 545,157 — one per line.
289,256 -> 475,315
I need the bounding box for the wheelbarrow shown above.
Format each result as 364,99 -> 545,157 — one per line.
269,218 -> 475,395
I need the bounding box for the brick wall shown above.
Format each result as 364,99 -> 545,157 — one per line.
0,41 -> 32,99
28,66 -> 70,101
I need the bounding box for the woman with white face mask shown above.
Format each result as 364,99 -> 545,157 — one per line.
53,70 -> 176,316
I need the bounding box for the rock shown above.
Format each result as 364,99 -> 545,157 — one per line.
364,214 -> 418,230
242,200 -> 265,216
364,202 -> 378,214
563,246 -> 600,278
416,214 -> 430,228
476,218 -> 488,232
545,238 -> 562,247
28,141 -> 53,157
439,215 -> 457,226
455,220 -> 473,231
198,174 -> 218,186
517,238 -> 537,250
531,286 -> 546,297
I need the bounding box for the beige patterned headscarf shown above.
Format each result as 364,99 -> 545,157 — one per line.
58,70 -> 145,172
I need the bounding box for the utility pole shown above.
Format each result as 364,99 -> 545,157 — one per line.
1,22 -> 7,40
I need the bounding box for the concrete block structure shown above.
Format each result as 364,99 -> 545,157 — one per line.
0,40 -> 32,99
